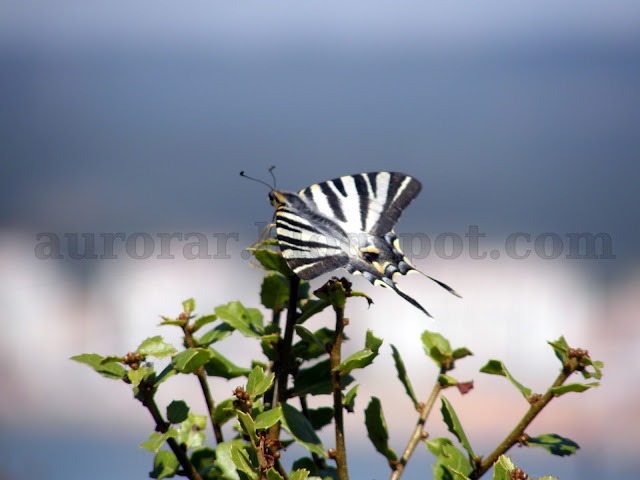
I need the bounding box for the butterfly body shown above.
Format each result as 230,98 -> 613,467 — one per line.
268,172 -> 459,316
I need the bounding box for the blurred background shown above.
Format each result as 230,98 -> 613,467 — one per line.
1,1 -> 639,479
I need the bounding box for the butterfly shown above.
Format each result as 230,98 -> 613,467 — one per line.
247,171 -> 460,316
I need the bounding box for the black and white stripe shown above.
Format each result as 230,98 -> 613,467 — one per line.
269,172 -> 459,316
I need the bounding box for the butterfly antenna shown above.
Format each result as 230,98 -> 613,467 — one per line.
268,165 -> 277,189
240,170 -> 274,190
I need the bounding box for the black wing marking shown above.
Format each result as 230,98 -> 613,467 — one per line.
367,172 -> 422,236
299,172 -> 422,237
274,197 -> 349,280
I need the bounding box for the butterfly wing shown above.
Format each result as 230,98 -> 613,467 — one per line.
274,172 -> 458,315
298,172 -> 421,239
274,191 -> 350,280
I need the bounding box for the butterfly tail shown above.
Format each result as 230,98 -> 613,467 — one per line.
385,232 -> 462,299
379,276 -> 433,317
351,265 -> 432,317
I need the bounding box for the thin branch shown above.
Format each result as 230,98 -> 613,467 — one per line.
330,303 -> 349,480
140,385 -> 204,480
390,373 -> 443,480
270,274 -> 300,441
263,308 -> 282,409
469,358 -> 580,479
183,324 -> 223,444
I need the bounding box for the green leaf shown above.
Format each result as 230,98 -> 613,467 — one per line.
150,450 -> 180,479
391,344 -> 418,406
230,443 -> 258,480
290,470 -> 310,480
247,307 -> 265,332
440,396 -> 475,461
204,348 -> 251,379
295,325 -> 325,349
199,323 -> 235,345
294,359 -> 355,396
254,238 -> 280,247
252,248 -> 294,276
492,455 -> 517,480
293,327 -> 337,360
192,314 -> 217,333
452,347 -> 473,360
138,336 -> 178,358
343,385 -> 359,413
215,301 -> 264,338
183,298 -> 196,314
447,468 -> 472,480
548,336 -> 570,364
480,359 -> 532,399
246,366 -> 275,399
190,447 -> 217,477
159,317 -> 187,327
348,290 -> 373,306
334,330 -> 382,375
261,274 -> 290,310
178,414 -> 207,449
580,358 -> 604,380
127,366 -> 150,387
70,353 -> 127,380
281,403 -> 325,457
237,411 -> 258,443
291,458 -> 317,476
154,364 -> 176,387
140,429 -> 179,452
260,333 -> 280,362
334,350 -> 376,375
313,279 -> 347,309
297,280 -> 311,301
438,374 -> 459,388
171,348 -> 213,374
215,442 -> 241,480
426,437 -> 472,480
365,329 -> 383,352
297,299 -> 331,324
421,331 -> 452,368
527,433 -> 579,456
214,398 -> 237,426
266,468 -> 285,480
550,382 -> 599,396
100,355 -> 124,364
307,407 -> 334,430
167,400 -> 190,424
254,407 -> 282,430
365,397 -> 397,462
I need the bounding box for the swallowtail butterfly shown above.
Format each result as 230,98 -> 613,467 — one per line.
248,171 -> 460,316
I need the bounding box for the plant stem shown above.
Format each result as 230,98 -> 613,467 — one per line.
300,395 -> 327,472
469,359 -> 579,479
140,387 -> 203,480
270,274 -> 300,440
390,378 -> 443,480
330,303 -> 349,480
183,325 -> 223,444
263,309 -> 282,409
195,370 -> 223,443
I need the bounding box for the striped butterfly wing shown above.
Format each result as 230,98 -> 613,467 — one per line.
274,172 -> 457,316
298,172 -> 422,239
273,189 -> 350,280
